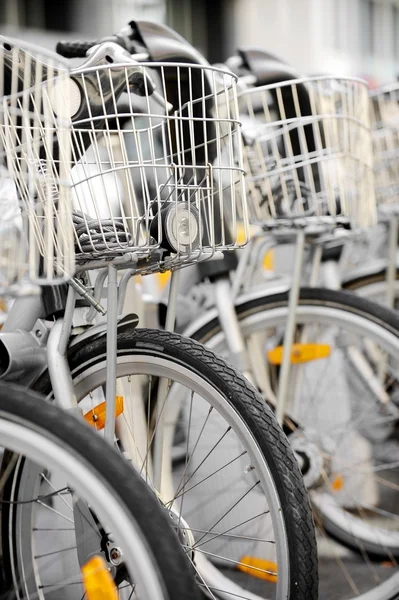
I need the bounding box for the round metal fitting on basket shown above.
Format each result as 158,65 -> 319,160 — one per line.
49,77 -> 82,118
151,203 -> 201,254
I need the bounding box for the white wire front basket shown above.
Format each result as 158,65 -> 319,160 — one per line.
370,83 -> 399,214
238,76 -> 376,230
0,39 -> 73,293
69,61 -> 247,270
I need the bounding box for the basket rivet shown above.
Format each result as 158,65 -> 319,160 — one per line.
35,329 -> 42,339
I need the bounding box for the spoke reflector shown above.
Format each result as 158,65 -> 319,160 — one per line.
84,397 -> 124,430
331,474 -> 344,492
81,555 -> 118,600
267,343 -> 331,365
237,556 -> 278,582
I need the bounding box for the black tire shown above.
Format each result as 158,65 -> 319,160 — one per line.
190,287 -> 399,345
186,286 -> 399,561
33,328 -> 318,600
343,266 -> 399,295
0,382 -> 200,600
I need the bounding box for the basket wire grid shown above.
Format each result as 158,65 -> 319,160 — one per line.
68,61 -> 247,270
238,76 -> 376,230
370,83 -> 399,213
0,40 -> 73,292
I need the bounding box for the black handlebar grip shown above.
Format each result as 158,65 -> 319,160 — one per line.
56,40 -> 99,58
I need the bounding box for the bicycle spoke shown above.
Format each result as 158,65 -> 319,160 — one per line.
40,472 -> 73,513
170,450 -> 247,503
34,546 -> 77,559
194,480 -> 261,548
36,501 -> 74,524
194,547 -> 277,577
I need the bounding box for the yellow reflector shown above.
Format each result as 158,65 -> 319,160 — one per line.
267,343 -> 331,365
82,555 -> 118,600
157,271 -> 171,291
235,223 -> 274,270
238,556 -> 278,583
262,250 -> 274,271
331,474 -> 344,492
236,223 -> 248,245
84,396 -> 124,431
0,298 -> 7,313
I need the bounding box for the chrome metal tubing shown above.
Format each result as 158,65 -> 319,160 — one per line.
153,269 -> 181,492
47,319 -> 80,414
104,265 -> 118,444
276,228 -> 305,425
387,216 -> 398,308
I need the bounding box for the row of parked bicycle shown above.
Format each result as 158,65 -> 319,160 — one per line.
0,16 -> 398,600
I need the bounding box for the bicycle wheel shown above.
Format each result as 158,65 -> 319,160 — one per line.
186,286 -> 399,600
0,382 -> 200,600
33,328 -> 318,600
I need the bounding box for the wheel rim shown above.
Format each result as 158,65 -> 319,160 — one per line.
201,299 -> 399,600
1,416 -> 168,600
68,352 -> 292,600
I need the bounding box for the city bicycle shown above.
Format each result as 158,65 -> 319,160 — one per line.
0,25 -> 318,600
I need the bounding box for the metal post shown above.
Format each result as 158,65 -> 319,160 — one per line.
231,240 -> 253,298
164,269 -> 181,332
153,269 -> 181,493
214,277 -> 252,379
386,216 -> 398,309
309,244 -> 322,287
290,242 -> 321,417
48,286 -> 80,415
276,229 -> 305,426
58,285 -> 77,357
104,264 -> 118,444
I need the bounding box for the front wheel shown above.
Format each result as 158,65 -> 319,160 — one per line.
188,287 -> 399,600
34,328 -> 318,600
0,382 -> 201,600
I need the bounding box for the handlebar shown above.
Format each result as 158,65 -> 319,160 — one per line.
57,39 -> 100,59
55,21 -> 215,164
56,23 -> 141,59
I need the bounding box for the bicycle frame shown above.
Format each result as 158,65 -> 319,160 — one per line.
177,226 -> 396,427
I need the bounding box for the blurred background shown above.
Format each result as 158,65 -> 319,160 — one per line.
1,0 -> 399,85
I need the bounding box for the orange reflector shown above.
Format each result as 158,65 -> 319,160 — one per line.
331,475 -> 344,492
81,555 -> 118,600
84,397 -> 124,431
381,561 -> 394,568
267,343 -> 331,365
238,556 -> 278,583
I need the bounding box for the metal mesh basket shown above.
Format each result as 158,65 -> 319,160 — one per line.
238,76 -> 376,229
69,61 -> 247,270
0,39 -> 73,293
370,83 -> 399,213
